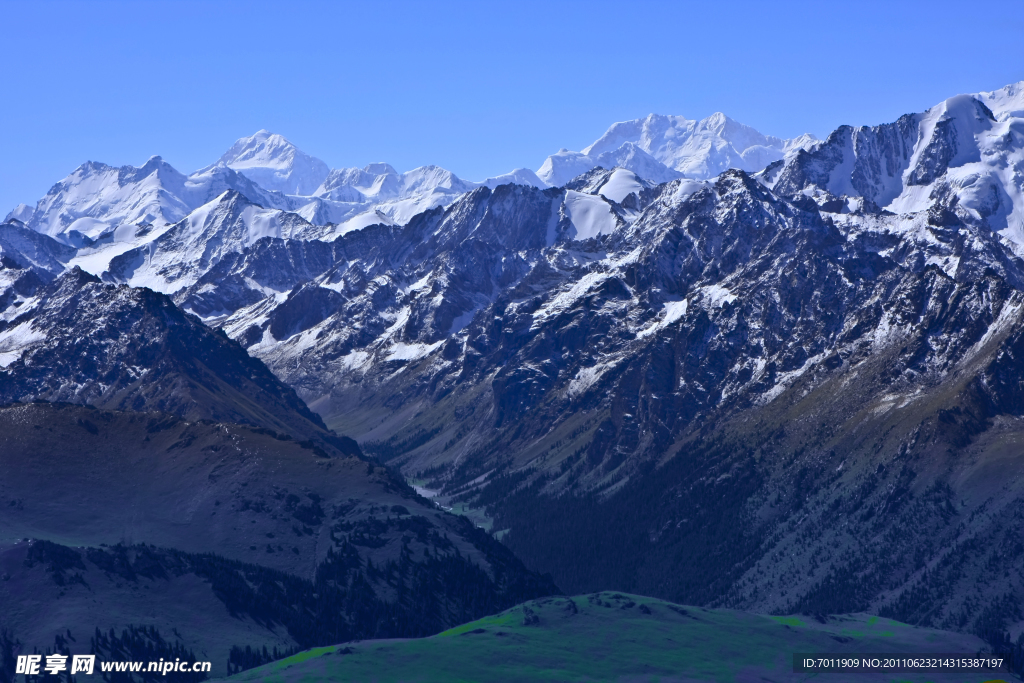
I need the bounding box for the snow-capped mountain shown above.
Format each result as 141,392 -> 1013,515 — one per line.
207,129 -> 331,195
537,112 -> 819,187
0,219 -> 76,278
5,110 -> 811,265
4,133 -> 550,276
305,162 -> 477,229
0,220 -> 76,314
13,155 -> 293,244
764,82 -> 1024,249
6,155 -> 300,280
0,266 -> 358,457
104,190 -> 331,296
100,80 -> 1022,629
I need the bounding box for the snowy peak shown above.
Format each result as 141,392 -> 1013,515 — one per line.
539,112 -> 817,187
768,83 -> 1024,247
399,165 -> 476,196
363,162 -> 398,175
17,156 -> 193,246
315,163 -> 476,203
479,168 -> 546,190
104,189 -> 316,295
905,94 -> 994,187
977,80 -> 1024,120
212,130 -> 330,196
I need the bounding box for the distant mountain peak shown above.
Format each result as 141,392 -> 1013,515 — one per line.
542,112 -> 817,187
363,161 -> 398,175
211,130 -> 330,196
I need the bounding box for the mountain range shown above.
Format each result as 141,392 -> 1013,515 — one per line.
4,81 -> 1024,673
3,112 -> 818,277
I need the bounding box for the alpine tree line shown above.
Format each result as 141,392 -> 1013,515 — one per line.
12,523 -> 556,680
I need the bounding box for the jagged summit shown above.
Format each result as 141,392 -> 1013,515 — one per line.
3,109 -> 820,275
208,129 -> 331,196
977,79 -> 1024,119
537,111 -> 818,186
765,83 -> 1024,248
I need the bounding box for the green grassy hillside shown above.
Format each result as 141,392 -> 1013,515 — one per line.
222,592 -> 1008,683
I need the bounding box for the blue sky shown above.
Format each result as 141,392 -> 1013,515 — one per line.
2,0 -> 1022,213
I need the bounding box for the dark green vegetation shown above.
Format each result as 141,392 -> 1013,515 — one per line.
222,592 -> 1005,683
0,403 -> 556,677
1,538 -> 551,680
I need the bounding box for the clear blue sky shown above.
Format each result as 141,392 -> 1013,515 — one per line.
2,0 -> 1022,213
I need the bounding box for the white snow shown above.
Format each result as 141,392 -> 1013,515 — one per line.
4,204 -> 34,223
670,179 -> 710,203
448,306 -> 480,335
480,168 -> 547,189
768,81 -> 1024,252
336,209 -> 398,235
598,168 -> 643,203
567,359 -> 621,397
405,272 -> 434,294
538,113 -> 818,186
101,191 -> 324,293
532,271 -> 611,326
702,285 -> 737,307
637,299 -> 689,338
563,191 -> 618,240
66,216 -> 110,239
758,352 -> 828,405
337,350 -> 371,373
0,321 -> 46,367
204,130 -> 330,196
386,341 -> 442,362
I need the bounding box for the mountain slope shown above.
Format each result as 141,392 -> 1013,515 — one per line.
0,220 -> 76,277
224,592 -> 997,683
0,267 -> 352,455
177,82 -> 1024,635
209,129 -> 331,196
0,220 -> 75,316
4,82 -> 1024,650
0,402 -> 557,677
12,157 -> 289,248
105,190 -> 329,296
765,82 -> 1024,242
5,112 -> 812,277
334,168 -> 1024,636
